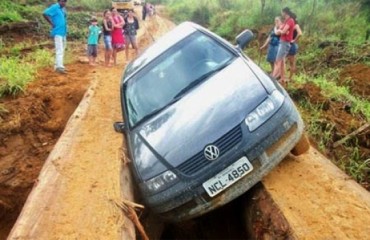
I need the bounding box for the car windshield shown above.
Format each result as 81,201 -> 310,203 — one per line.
125,31 -> 236,128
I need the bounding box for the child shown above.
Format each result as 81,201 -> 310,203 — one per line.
87,17 -> 101,66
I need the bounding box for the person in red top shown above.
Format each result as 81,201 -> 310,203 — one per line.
111,8 -> 125,65
271,7 -> 296,85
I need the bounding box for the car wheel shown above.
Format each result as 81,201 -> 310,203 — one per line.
291,133 -> 310,156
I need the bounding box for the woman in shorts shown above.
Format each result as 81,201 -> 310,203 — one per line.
124,10 -> 139,60
111,8 -> 125,65
271,7 -> 296,85
260,17 -> 282,73
102,10 -> 113,67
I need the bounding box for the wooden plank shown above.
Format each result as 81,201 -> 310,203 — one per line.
261,149 -> 370,239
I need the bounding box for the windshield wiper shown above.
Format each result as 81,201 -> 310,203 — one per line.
173,61 -> 231,99
133,97 -> 180,128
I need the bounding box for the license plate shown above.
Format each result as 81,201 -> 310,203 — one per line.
202,157 -> 253,197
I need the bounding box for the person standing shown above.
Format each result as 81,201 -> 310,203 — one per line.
43,0 -> 68,74
124,10 -> 139,60
142,3 -> 147,21
287,13 -> 303,81
111,8 -> 125,65
271,7 -> 296,85
87,17 -> 101,66
102,10 -> 113,67
260,17 -> 282,73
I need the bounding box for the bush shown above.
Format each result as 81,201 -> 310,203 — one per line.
0,10 -> 23,24
67,12 -> 91,40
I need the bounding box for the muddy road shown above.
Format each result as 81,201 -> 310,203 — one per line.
2,11 -> 370,240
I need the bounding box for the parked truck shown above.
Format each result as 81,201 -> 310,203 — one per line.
112,0 -> 134,13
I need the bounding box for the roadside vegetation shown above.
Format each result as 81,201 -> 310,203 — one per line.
0,0 -> 100,97
154,0 -> 370,188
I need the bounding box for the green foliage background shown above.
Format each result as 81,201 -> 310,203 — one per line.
162,0 -> 369,45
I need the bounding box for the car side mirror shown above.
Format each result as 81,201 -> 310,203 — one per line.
113,122 -> 126,133
235,29 -> 254,50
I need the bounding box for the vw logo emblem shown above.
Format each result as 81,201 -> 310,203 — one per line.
204,145 -> 220,161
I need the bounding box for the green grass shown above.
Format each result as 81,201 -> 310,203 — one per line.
340,144 -> 370,184
0,0 -> 44,24
295,98 -> 333,151
9,42 -> 28,56
26,49 -> 53,67
0,49 -> 53,97
0,57 -> 35,97
0,10 -> 22,23
0,39 -> 4,51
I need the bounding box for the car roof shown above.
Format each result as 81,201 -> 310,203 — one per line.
123,22 -> 200,82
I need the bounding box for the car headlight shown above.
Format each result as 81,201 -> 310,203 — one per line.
245,90 -> 284,131
144,170 -> 178,194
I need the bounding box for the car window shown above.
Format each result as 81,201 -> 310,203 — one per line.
125,31 -> 236,128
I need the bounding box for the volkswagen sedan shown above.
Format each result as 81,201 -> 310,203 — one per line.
114,22 -> 309,221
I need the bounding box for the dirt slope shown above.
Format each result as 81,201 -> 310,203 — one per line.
0,64 -> 91,239
263,148 -> 370,239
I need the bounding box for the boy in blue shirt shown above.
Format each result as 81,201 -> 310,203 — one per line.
43,0 -> 68,74
87,17 -> 101,66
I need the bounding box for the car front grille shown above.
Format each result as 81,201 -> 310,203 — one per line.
177,125 -> 243,175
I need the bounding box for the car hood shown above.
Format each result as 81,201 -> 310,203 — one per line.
132,58 -> 269,180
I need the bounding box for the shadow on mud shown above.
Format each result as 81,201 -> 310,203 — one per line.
140,183 -> 291,240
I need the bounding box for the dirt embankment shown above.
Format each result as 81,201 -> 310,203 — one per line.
339,63 -> 370,100
0,64 -> 91,238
